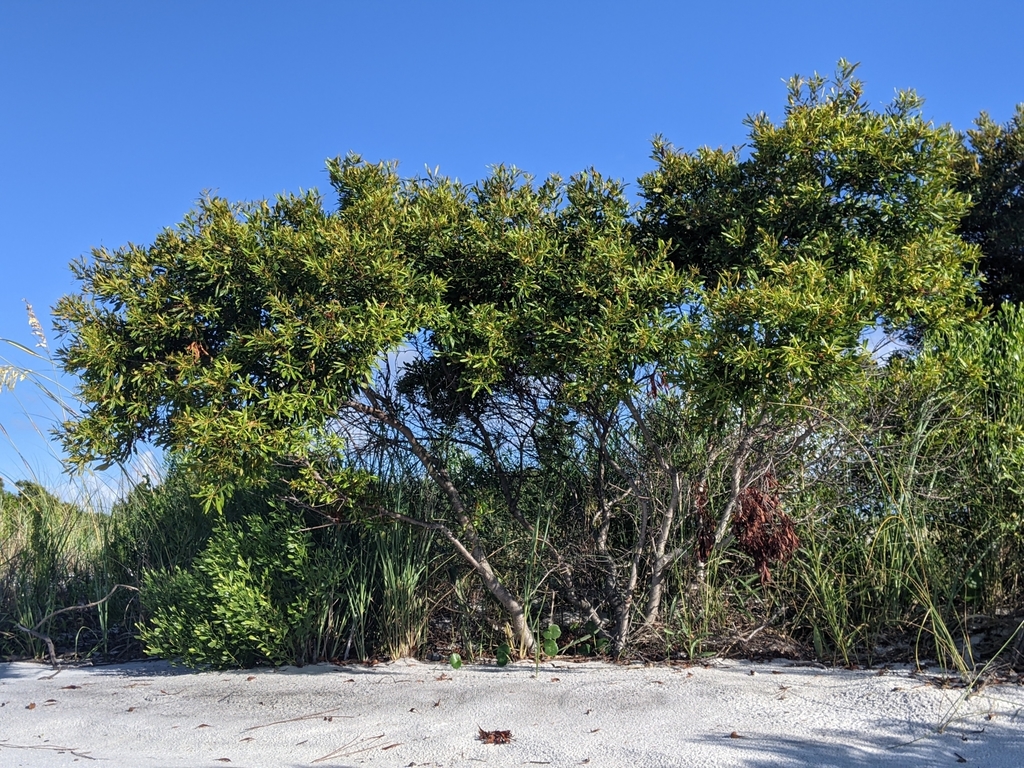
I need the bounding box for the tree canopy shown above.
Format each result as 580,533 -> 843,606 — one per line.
958,104 -> 1024,306
54,63 -> 988,653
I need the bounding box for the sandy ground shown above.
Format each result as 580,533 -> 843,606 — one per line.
1,658 -> 1022,767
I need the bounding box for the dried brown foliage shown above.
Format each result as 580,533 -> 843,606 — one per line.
732,470 -> 799,584
477,726 -> 513,745
694,471 -> 800,583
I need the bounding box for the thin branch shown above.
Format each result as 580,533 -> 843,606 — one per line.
31,584 -> 139,632
14,624 -> 58,669
14,584 -> 141,670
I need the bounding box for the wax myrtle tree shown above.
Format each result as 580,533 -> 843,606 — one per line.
55,62 -> 982,656
330,64 -> 981,650
372,166 -> 692,652
55,156 -> 686,653
630,61 -> 981,623
957,104 -> 1024,307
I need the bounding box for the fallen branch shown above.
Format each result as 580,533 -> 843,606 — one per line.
13,584 -> 140,669
0,741 -> 95,760
719,608 -> 786,658
13,623 -> 58,669
32,584 -> 140,630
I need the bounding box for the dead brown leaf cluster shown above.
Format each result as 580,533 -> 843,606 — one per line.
477,726 -> 512,744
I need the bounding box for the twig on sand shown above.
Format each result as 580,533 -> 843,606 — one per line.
313,733 -> 386,763
242,708 -> 354,731
0,741 -> 95,760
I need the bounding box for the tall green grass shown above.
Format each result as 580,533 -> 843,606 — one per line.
2,305 -> 143,661
0,480 -> 112,660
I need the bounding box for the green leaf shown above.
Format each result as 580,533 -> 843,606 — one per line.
496,642 -> 510,667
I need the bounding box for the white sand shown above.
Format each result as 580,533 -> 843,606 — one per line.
1,658 -> 1022,767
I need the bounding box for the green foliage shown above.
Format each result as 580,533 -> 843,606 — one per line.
541,623 -> 561,657
376,523 -> 433,660
54,157 -> 441,509
405,165 -> 687,402
50,60 -> 1005,664
958,104 -> 1024,307
495,641 -> 511,667
0,482 -> 109,660
941,303 -> 1024,510
638,60 -> 980,408
776,304 -> 1024,666
139,505 -> 353,667
104,463 -> 217,580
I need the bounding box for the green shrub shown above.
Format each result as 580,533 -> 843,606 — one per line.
140,505 -> 352,667
103,467 -> 216,581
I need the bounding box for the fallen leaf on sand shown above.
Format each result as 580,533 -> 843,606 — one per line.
196,724 -> 212,729
729,731 -> 743,739
215,759 -> 231,763
61,685 -> 82,690
246,676 -> 256,681
26,702 -> 36,710
478,727 -> 513,745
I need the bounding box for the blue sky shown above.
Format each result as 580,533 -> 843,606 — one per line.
2,0 -> 1022,494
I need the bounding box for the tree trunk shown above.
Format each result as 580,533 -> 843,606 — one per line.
350,393 -> 537,653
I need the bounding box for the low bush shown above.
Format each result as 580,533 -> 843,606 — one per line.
140,505 -> 354,667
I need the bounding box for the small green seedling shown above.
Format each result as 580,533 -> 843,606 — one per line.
496,642 -> 511,667
542,624 -> 561,657
533,623 -> 562,675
